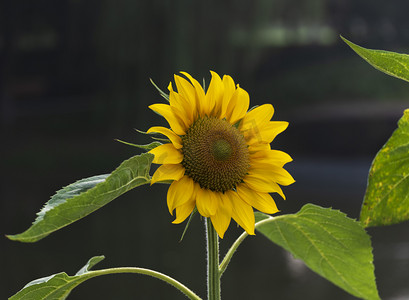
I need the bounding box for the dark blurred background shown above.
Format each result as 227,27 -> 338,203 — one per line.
2,1 -> 409,299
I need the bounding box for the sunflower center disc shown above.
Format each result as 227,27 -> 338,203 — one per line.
212,139 -> 232,161
181,116 -> 250,192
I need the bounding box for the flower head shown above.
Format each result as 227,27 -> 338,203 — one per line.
148,71 -> 294,238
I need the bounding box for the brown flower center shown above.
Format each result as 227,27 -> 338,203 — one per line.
181,116 -> 250,192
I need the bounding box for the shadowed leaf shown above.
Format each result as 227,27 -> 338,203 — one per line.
10,256 -> 105,300
7,153 -> 154,242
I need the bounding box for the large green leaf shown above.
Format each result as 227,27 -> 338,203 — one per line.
7,153 -> 154,243
10,256 -> 106,300
360,109 -> 409,227
342,36 -> 409,83
255,204 -> 379,300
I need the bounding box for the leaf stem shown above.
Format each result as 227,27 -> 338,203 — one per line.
86,267 -> 202,300
219,217 -> 277,276
206,218 -> 220,300
219,231 -> 248,277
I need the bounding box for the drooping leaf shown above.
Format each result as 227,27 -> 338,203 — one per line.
116,139 -> 162,151
10,256 -> 105,300
342,36 -> 409,83
255,204 -> 379,300
360,109 -> 409,227
7,153 -> 154,243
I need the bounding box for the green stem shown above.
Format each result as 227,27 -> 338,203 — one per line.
219,230 -> 248,277
87,267 -> 202,300
219,217 -> 276,276
206,218 -> 220,300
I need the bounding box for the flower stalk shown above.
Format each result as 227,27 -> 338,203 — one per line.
206,218 -> 221,300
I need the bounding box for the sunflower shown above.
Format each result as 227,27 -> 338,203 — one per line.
147,71 -> 294,238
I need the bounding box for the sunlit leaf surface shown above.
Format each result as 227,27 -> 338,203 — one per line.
255,204 -> 379,300
361,110 -> 409,227
342,36 -> 409,83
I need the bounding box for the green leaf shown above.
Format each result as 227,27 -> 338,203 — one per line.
116,139 -> 162,151
342,36 -> 409,83
360,109 -> 409,227
255,204 -> 379,300
10,256 -> 203,300
7,153 -> 154,243
10,256 -> 105,300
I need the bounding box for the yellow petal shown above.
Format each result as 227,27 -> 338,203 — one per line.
249,163 -> 295,186
167,180 -> 178,215
169,83 -> 194,127
172,200 -> 195,224
236,184 -> 279,214
149,103 -> 186,135
149,143 -> 183,164
180,72 -> 206,116
205,71 -> 224,116
240,104 -> 274,133
150,164 -> 185,185
244,174 -> 286,199
174,75 -> 197,119
221,75 -> 235,118
167,176 -> 195,214
196,188 -> 219,217
226,190 -> 255,235
245,121 -> 288,145
210,193 -> 232,238
147,126 -> 183,149
248,143 -> 271,153
226,86 -> 250,125
250,150 -> 293,167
